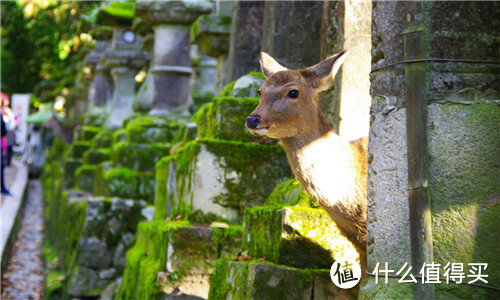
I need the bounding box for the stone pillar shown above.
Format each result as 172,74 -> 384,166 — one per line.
84,40 -> 110,109
227,0 -> 265,81
191,1 -> 232,93
102,26 -> 149,129
362,2 -> 500,298
261,1 -> 323,69
321,0 -> 372,140
135,0 -> 212,117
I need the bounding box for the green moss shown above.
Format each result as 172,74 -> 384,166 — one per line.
63,159 -> 82,188
98,1 -> 135,21
209,260 -> 325,299
70,141 -> 91,159
75,164 -> 98,192
154,156 -> 174,221
219,80 -> 236,97
125,116 -> 182,144
266,178 -> 318,208
112,142 -> 171,172
104,167 -> 155,202
243,205 -> 356,269
117,221 -> 190,299
203,139 -> 291,212
193,96 -> 272,143
93,161 -> 112,196
91,129 -> 114,149
82,148 -> 111,165
81,126 -> 101,141
359,276 -> 413,300
112,129 -> 127,144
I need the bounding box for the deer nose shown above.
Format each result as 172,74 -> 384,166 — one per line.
246,116 -> 261,129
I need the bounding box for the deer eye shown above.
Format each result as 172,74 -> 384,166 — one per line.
288,90 -> 299,98
258,90 -> 261,96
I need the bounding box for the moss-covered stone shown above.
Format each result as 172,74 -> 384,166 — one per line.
154,156 -> 174,221
91,129 -> 114,149
209,260 -> 319,299
81,126 -> 101,141
111,142 -> 171,171
193,96 -> 276,143
103,167 -> 155,202
63,158 -> 82,188
359,276 -> 413,300
125,116 -> 183,144
159,139 -> 291,223
112,129 -> 127,144
243,206 -> 357,269
83,106 -> 107,127
116,220 -> 191,300
70,141 -> 91,159
82,148 -> 111,165
75,164 -> 98,192
93,161 -> 113,196
266,178 -> 318,208
67,197 -> 147,298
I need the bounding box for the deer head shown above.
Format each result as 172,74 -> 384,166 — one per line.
246,50 -> 349,139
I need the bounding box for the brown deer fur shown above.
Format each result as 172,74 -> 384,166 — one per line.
246,51 -> 368,272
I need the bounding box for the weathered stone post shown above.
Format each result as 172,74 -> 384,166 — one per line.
227,0 -> 264,81
191,1 -> 232,93
84,40 -> 109,109
362,2 -> 500,298
321,0 -> 372,140
97,7 -> 150,129
135,0 -> 212,117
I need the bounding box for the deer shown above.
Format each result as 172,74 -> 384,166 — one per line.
246,50 -> 368,276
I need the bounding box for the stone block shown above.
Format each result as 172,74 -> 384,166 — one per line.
90,129 -> 114,149
70,141 -> 91,159
125,116 -> 183,144
111,142 -> 171,171
81,126 -> 101,141
209,260 -> 354,300
83,106 -> 107,127
93,161 -> 113,196
63,158 -> 82,188
191,15 -> 231,57
103,168 -> 155,202
231,73 -> 265,98
193,96 -> 274,143
243,206 -> 357,269
158,139 -> 291,223
427,103 -> 500,294
82,148 -> 111,165
75,164 -> 98,192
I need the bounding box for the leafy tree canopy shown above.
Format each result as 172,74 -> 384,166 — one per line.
1,0 -> 99,99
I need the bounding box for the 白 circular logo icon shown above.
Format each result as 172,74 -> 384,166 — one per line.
330,258 -> 361,289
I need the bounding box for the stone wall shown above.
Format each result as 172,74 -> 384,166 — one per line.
362,1 -> 500,298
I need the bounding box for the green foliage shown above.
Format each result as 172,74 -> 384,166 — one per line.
1,1 -> 98,95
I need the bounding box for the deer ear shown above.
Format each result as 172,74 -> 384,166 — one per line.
307,49 -> 349,91
260,52 -> 287,78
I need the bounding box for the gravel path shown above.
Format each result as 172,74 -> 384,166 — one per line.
1,180 -> 45,299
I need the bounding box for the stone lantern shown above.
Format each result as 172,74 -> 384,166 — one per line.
135,0 -> 212,117
96,2 -> 151,129
191,1 -> 232,93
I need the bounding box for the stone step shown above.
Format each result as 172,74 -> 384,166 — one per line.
68,196 -> 148,298
117,221 -> 241,300
154,139 -> 292,223
243,205 -> 359,269
92,166 -> 155,203
208,259 -> 356,300
111,141 -> 170,172
193,96 -> 274,143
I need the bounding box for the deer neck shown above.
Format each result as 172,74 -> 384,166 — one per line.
280,111 -> 353,207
